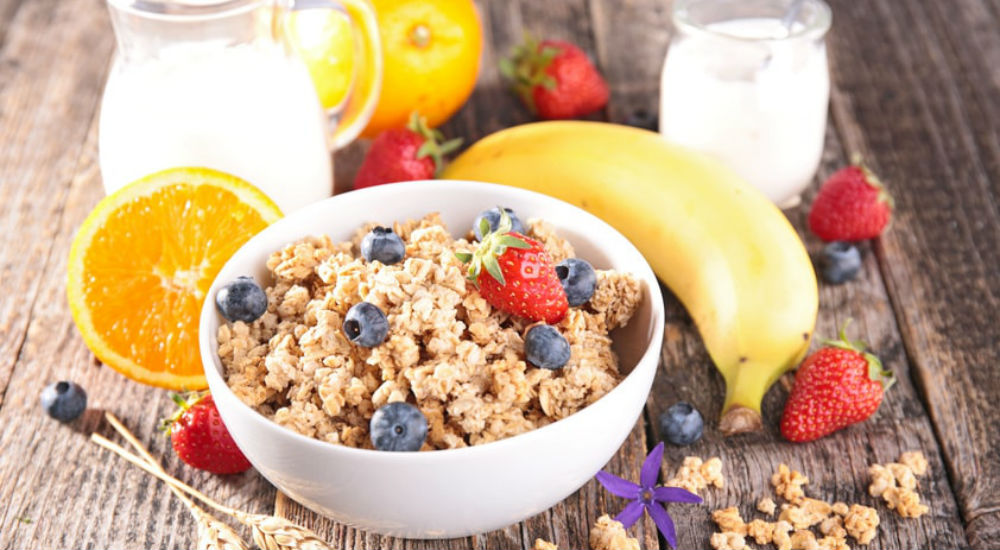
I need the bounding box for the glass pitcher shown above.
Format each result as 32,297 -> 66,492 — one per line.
98,0 -> 381,213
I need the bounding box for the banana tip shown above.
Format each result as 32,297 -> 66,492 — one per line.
719,406 -> 763,436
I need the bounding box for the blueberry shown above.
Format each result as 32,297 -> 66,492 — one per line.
556,258 -> 597,307
361,226 -> 405,265
370,402 -> 428,452
216,276 -> 268,323
659,402 -> 704,446
473,207 -> 526,240
343,302 -> 389,347
819,241 -> 862,285
41,381 -> 87,422
524,325 -> 571,370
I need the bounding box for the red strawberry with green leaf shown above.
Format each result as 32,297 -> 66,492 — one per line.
354,112 -> 462,189
780,323 -> 895,442
456,210 -> 568,324
808,162 -> 893,241
500,36 -> 609,120
161,393 -> 251,474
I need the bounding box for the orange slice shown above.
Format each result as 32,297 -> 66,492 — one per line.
67,168 -> 282,390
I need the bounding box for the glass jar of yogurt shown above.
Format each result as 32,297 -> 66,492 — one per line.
659,0 -> 831,208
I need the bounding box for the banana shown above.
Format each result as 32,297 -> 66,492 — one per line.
442,121 -> 818,434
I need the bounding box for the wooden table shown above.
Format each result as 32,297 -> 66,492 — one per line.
2,0 -> 998,548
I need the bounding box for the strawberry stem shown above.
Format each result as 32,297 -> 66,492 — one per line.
407,112 -> 463,177
823,319 -> 895,391
456,207 -> 530,286
159,391 -> 208,435
500,34 -> 562,113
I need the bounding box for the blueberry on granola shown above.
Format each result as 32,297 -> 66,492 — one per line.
370,402 -> 427,451
361,226 -> 405,265
343,302 -> 389,347
41,381 -> 87,422
524,325 -> 571,370
473,207 -> 526,241
216,276 -> 268,323
555,258 -> 597,306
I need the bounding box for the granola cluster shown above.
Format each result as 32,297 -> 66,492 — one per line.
868,451 -> 930,518
709,464 -> 877,550
665,456 -> 726,494
218,214 -> 642,450
589,514 -> 641,550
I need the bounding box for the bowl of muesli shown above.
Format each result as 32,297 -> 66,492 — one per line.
199,180 -> 664,538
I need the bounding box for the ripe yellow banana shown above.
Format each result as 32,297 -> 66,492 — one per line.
442,121 -> 817,434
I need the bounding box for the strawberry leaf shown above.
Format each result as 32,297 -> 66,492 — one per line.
499,235 -> 531,249
483,254 -> 505,285
455,251 -> 473,263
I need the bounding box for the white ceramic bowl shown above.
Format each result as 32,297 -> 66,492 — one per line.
200,180 -> 664,538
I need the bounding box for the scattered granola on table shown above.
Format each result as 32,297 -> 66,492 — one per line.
758,497 -> 777,516
217,213 -> 642,450
589,514 -> 640,550
710,531 -> 748,550
665,455 -> 725,494
868,450 -> 930,518
843,504 -> 880,545
532,538 -> 558,550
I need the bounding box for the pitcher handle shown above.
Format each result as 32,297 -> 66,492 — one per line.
286,0 -> 383,150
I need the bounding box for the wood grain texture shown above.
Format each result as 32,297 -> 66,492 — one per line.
825,0 -> 1000,547
0,0 -> 997,546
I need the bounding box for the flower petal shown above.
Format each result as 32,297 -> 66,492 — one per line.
615,499 -> 646,529
653,486 -> 703,504
640,442 -> 665,488
595,471 -> 641,499
647,502 -> 678,549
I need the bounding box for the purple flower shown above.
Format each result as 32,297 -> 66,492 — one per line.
595,442 -> 702,548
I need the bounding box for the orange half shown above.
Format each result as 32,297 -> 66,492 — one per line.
67,168 -> 282,390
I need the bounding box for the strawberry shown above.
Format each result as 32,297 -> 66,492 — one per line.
500,36 -> 609,120
354,112 -> 462,189
808,162 -> 893,241
456,210 -> 568,324
780,324 -> 895,442
161,393 -> 251,474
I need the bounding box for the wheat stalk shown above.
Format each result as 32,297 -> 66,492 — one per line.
94,413 -> 331,550
94,415 -> 248,550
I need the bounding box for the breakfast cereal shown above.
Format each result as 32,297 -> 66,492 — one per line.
218,213 -> 642,450
533,538 -> 558,550
590,514 -> 640,550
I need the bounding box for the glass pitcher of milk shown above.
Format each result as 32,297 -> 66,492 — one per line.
99,0 -> 382,213
660,0 -> 831,208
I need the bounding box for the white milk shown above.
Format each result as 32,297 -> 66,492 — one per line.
99,42 -> 333,213
659,18 -> 829,207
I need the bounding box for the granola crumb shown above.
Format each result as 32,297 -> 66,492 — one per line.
790,529 -> 820,550
844,504 -> 880,545
589,514 -> 640,550
772,464 -> 810,503
773,520 -> 794,550
779,498 -> 831,530
666,456 -> 726,495
832,502 -> 849,517
899,451 -> 928,476
817,535 -> 850,550
758,497 -> 778,516
819,516 -> 847,540
710,532 -> 748,550
712,507 -> 748,536
746,519 -> 775,545
867,464 -> 895,497
887,462 -> 918,490
533,538 -> 558,550
883,486 -> 929,518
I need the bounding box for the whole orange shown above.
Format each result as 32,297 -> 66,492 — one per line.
361,0 -> 482,137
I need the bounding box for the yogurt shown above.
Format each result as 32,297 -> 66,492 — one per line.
659,15 -> 830,208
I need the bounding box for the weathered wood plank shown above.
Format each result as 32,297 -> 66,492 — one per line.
825,0 -> 1000,546
0,0 -> 112,407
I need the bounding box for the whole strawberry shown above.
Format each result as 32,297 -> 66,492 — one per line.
354,112 -> 462,189
808,163 -> 893,241
781,325 -> 895,442
457,210 -> 568,324
162,393 -> 251,474
500,36 -> 609,120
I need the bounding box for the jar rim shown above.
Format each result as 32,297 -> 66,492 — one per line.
672,0 -> 832,42
106,0 -> 266,23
